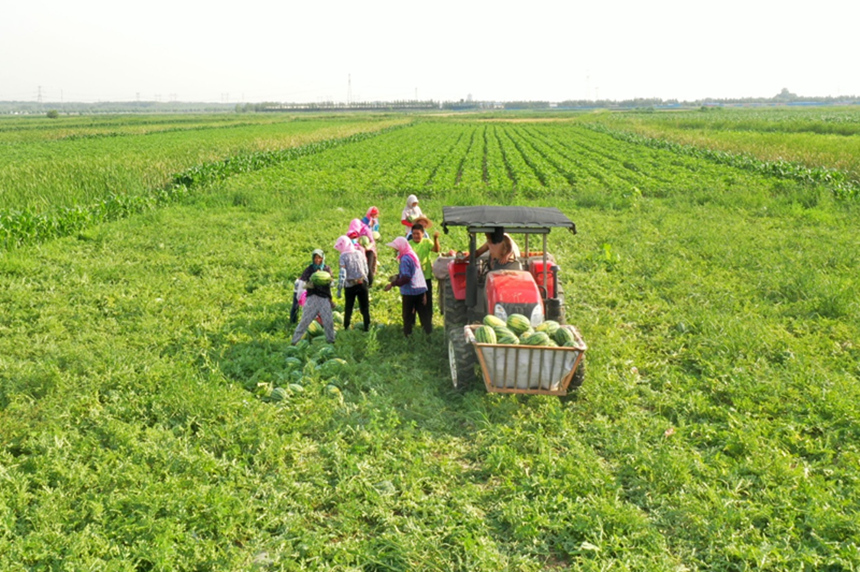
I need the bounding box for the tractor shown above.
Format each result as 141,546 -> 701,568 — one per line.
434,206 -> 585,393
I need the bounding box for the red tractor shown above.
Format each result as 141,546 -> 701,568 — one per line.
435,206 -> 585,393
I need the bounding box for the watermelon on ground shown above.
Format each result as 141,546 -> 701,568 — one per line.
270,387 -> 288,402
306,321 -> 324,338
317,358 -> 348,378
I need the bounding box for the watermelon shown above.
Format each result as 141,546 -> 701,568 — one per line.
372,231 -> 381,241
495,330 -> 520,345
310,270 -> 333,286
270,387 -> 288,402
518,327 -> 535,340
288,383 -> 305,394
506,313 -> 531,335
521,331 -> 551,346
474,325 -> 497,344
306,321 -> 324,338
483,315 -> 507,329
535,320 -> 560,336
285,357 -> 303,370
317,358 -> 348,378
358,236 -> 371,248
492,326 -> 516,339
553,325 -> 576,346
332,311 -> 344,325
316,345 -> 336,362
326,384 -> 342,396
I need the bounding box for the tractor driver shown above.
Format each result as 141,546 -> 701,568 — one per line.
469,227 -> 521,271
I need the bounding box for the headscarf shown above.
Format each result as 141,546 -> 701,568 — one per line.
401,195 -> 423,231
386,236 -> 421,269
363,206 -> 380,231
334,235 -> 356,254
310,248 -> 325,271
348,218 -> 374,244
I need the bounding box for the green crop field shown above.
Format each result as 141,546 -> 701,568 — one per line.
1,110 -> 858,570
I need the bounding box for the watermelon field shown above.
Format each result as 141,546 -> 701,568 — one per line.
1,108 -> 859,570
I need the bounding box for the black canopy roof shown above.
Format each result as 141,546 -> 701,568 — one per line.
441,206 -> 576,234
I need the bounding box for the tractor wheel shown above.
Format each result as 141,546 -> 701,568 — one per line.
546,282 -> 565,323
448,327 -> 478,391
443,277 -> 467,334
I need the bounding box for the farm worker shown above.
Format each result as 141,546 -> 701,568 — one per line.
409,222 -> 441,315
348,218 -> 377,287
362,206 -> 380,233
470,227 -> 521,271
334,235 -> 370,331
291,249 -> 336,345
383,236 -> 432,336
401,195 -> 423,236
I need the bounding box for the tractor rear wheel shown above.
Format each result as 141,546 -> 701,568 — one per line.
443,278 -> 467,334
448,327 -> 478,391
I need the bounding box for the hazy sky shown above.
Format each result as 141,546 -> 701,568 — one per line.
3,0 -> 858,104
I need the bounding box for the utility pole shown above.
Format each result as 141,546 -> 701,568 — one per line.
37,85 -> 43,104
347,74 -> 352,106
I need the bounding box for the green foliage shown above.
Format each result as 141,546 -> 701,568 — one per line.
1,113 -> 859,570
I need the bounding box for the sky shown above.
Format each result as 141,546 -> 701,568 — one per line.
2,0 -> 858,104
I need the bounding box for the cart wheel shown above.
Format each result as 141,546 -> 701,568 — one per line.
448,328 -> 477,391
559,358 -> 585,403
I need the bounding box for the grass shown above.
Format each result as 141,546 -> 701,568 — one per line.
1,113 -> 859,570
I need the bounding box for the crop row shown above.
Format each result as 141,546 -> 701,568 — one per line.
6,117 -> 852,249
586,123 -> 860,200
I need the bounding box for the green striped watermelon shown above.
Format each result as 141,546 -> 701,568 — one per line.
270,387 -> 288,402
521,331 -> 551,346
483,314 -> 507,328
474,325 -> 497,344
535,320 -> 560,336
553,325 -> 577,346
310,270 -> 333,286
506,313 -> 531,335
495,329 -> 520,345
306,321 -> 324,338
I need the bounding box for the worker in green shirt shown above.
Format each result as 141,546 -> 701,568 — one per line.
409,222 -> 441,316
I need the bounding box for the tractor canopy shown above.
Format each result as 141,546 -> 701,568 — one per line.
441,206 -> 576,235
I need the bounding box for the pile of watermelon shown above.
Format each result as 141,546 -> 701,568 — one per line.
474,314 -> 580,347
261,339 -> 350,405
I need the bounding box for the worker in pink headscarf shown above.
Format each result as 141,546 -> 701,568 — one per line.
383,236 -> 431,336
362,206 -> 380,233
334,235 -> 370,331
348,218 -> 377,287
